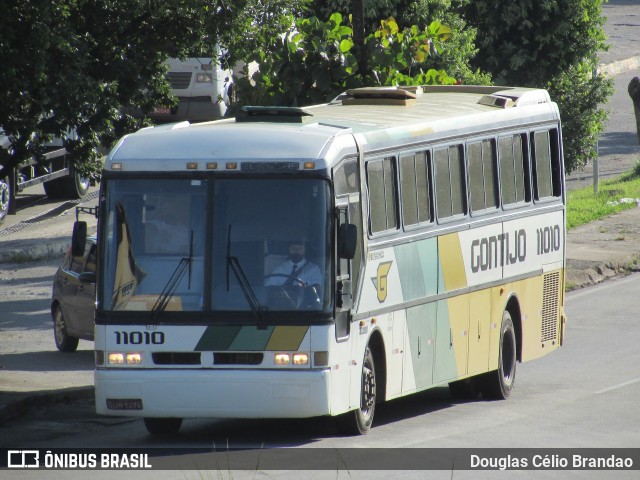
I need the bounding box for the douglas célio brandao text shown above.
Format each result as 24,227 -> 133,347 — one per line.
470,453 -> 634,470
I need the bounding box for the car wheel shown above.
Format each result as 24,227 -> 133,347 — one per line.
53,306 -> 79,353
0,176 -> 10,224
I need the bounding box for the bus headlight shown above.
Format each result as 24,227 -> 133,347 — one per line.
108,352 -> 124,364
293,353 -> 309,365
274,352 -> 310,366
126,353 -> 142,365
274,353 -> 290,365
107,352 -> 143,365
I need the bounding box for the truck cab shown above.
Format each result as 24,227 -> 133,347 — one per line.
149,56 -> 233,124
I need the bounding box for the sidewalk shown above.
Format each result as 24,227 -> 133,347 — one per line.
1,3 -> 640,425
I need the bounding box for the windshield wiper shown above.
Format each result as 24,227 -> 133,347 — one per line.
226,225 -> 266,319
151,230 -> 194,317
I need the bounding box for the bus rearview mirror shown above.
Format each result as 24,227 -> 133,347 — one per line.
338,224 -> 357,259
71,221 -> 87,257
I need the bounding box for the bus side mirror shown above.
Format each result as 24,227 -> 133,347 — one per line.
338,223 -> 357,259
71,221 -> 87,257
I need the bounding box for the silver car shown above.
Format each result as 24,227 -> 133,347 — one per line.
50,237 -> 97,352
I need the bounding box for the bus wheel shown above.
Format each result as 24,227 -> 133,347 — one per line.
481,311 -> 517,399
336,347 -> 376,435
143,417 -> 183,435
0,177 -> 9,224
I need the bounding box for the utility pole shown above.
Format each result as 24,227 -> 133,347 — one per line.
593,68 -> 599,194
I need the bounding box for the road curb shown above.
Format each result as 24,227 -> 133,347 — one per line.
0,386 -> 94,426
0,237 -> 71,263
598,55 -> 640,77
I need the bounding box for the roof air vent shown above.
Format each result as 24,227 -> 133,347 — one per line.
236,106 -> 313,123
478,95 -> 515,108
342,87 -> 418,106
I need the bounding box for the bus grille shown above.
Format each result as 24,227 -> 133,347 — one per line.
152,352 -> 201,365
541,272 -> 560,343
214,352 -> 264,365
166,72 -> 192,90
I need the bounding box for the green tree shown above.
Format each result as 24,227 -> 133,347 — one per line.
463,0 -> 613,173
308,0 -> 489,85
232,13 -> 459,108
0,0 -> 301,179
0,0 -> 198,178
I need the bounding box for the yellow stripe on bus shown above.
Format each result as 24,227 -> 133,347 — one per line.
265,326 -> 309,351
438,233 -> 467,291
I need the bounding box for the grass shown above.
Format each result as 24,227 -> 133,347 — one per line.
566,159 -> 640,230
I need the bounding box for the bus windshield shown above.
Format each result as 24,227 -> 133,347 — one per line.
101,177 -> 333,315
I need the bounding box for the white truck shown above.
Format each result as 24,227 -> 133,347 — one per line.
149,57 -> 233,124
0,132 -> 90,223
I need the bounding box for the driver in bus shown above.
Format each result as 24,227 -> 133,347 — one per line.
265,239 -> 323,308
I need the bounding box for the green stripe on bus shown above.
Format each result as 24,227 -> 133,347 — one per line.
229,326 -> 275,351
195,325 -> 242,351
406,302 -> 437,389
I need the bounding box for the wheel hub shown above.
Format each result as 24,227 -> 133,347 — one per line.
362,366 -> 376,410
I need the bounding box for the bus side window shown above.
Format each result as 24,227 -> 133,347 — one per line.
434,144 -> 466,220
334,159 -> 359,195
532,129 -> 562,200
400,151 -> 432,228
366,157 -> 398,234
468,139 -> 499,213
499,133 -> 531,206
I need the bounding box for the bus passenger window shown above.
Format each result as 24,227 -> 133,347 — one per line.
499,133 -> 530,206
468,139 -> 498,213
483,140 -> 499,209
401,151 -> 432,228
400,155 -> 418,226
533,129 -> 561,200
367,157 -> 398,234
434,145 -> 466,219
415,152 -> 431,223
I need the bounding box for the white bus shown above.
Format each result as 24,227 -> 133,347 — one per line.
78,85 -> 567,435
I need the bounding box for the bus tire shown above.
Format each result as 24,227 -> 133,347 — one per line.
481,311 -> 517,399
43,165 -> 90,199
53,306 -> 79,353
143,417 -> 183,435
335,346 -> 376,435
0,176 -> 10,224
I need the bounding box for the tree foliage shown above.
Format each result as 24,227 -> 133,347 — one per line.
308,0 -> 489,85
1,0 -> 613,178
233,13 -> 466,108
0,0 -> 300,178
463,0 -> 613,173
547,63 -> 613,173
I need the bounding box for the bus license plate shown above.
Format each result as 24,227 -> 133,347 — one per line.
106,398 -> 143,410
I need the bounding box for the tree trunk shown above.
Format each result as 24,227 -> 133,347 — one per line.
629,77 -> 640,145
352,0 -> 367,75
352,0 -> 365,49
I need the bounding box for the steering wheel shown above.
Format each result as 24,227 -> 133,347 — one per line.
263,273 -> 306,287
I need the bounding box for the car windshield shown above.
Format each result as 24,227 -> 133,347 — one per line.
101,177 -> 332,315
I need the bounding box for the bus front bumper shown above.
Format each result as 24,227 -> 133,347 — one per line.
95,368 -> 332,419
